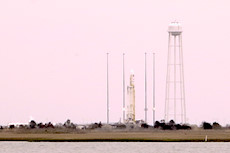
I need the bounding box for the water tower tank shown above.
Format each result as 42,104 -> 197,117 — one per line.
168,21 -> 182,36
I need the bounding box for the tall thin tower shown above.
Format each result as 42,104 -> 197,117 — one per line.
122,53 -> 126,122
144,53 -> 148,123
165,21 -> 186,123
152,53 -> 155,125
106,53 -> 109,124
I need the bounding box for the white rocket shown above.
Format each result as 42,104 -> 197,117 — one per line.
126,70 -> 135,122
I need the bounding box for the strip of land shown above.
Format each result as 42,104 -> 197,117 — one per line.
1,129 -> 230,142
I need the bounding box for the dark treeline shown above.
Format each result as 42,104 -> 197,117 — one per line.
1,119 -> 229,130
153,120 -> 191,130
201,121 -> 222,129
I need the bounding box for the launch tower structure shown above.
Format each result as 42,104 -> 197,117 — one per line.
165,21 -> 186,123
126,70 -> 135,122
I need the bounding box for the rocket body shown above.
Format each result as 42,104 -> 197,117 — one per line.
126,71 -> 135,122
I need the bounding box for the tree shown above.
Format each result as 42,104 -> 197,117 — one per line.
64,119 -> 71,128
169,120 -> 175,126
180,124 -> 192,130
45,122 -> 54,128
202,122 -> 212,129
37,123 -> 45,128
64,119 -> 75,128
29,120 -> 37,129
212,122 -> 221,129
154,121 -> 160,128
141,123 -> 149,128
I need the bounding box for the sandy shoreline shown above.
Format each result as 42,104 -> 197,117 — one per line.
1,129 -> 230,142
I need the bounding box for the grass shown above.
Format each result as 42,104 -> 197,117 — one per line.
1,129 -> 230,142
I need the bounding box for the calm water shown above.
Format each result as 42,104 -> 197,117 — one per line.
0,142 -> 230,153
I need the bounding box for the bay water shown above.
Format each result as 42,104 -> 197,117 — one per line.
0,142 -> 230,153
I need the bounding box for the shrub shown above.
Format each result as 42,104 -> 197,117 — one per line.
29,120 -> 37,129
212,122 -> 221,129
202,122 -> 212,129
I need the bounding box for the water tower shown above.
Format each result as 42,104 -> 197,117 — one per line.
165,21 -> 186,123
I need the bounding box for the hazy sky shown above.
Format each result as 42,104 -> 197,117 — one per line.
0,0 -> 230,125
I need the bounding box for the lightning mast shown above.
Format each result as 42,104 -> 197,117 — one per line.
106,53 -> 109,124
122,53 -> 126,122
144,52 -> 148,123
152,53 -> 155,125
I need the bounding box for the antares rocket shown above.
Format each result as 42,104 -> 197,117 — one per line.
126,70 -> 135,122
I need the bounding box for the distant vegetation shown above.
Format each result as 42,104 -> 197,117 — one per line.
0,119 -> 228,131
201,121 -> 222,130
154,120 -> 191,130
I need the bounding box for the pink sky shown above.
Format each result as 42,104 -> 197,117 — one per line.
0,0 -> 230,125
